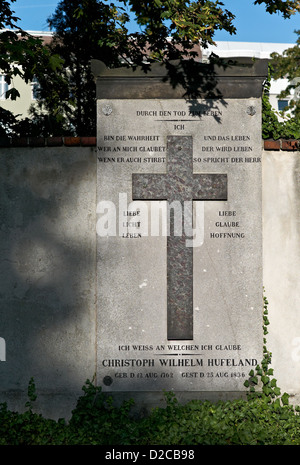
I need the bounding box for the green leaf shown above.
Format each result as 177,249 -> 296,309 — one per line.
49,54 -> 64,71
261,376 -> 270,385
270,378 -> 277,388
5,88 -> 20,100
263,386 -> 273,397
281,393 -> 290,406
273,387 -> 281,396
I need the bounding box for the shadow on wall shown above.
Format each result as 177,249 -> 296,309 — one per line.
0,146 -> 97,416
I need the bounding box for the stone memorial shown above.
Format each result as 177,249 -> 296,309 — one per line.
93,58 -> 268,398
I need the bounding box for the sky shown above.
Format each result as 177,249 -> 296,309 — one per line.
11,0 -> 300,44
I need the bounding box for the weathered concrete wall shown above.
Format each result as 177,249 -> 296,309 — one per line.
0,142 -> 299,418
0,145 -> 97,419
262,149 -> 300,405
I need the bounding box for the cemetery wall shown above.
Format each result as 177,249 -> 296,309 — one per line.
0,137 -> 298,418
262,144 -> 300,406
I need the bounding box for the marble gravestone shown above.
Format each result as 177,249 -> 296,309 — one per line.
93,58 -> 268,396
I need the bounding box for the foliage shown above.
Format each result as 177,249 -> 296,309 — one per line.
143,394 -> 300,445
0,106 -> 73,138
0,0 -> 64,135
26,0 -> 300,137
0,293 -> 300,446
37,0 -> 237,136
262,67 -> 300,140
1,0 -> 300,137
254,0 -> 300,18
122,0 -> 236,56
262,29 -> 300,139
0,0 -> 63,95
1,377 -> 300,445
270,30 -> 300,120
34,0 -> 132,137
243,294 -> 289,406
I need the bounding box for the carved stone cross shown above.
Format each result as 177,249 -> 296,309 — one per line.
132,135 -> 227,340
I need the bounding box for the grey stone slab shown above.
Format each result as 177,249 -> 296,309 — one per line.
96,96 -> 264,393
92,58 -> 268,99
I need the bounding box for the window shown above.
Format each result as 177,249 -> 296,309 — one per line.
31,76 -> 40,100
278,100 -> 289,111
0,75 -> 8,100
